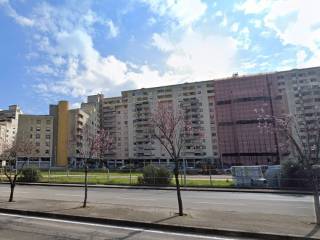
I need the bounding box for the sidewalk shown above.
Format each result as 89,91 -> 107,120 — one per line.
0,196 -> 318,239
0,182 -> 311,195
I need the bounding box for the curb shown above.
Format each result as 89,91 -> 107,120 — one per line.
0,207 -> 315,240
0,182 -> 311,195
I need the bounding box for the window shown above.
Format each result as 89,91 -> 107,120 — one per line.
30,127 -> 33,131
36,120 -> 41,124
36,134 -> 40,139
46,127 -> 51,132
36,127 -> 41,131
36,142 -> 40,146
46,120 -> 51,124
45,150 -> 50,154
45,135 -> 51,139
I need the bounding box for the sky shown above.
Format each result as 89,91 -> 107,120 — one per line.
0,0 -> 319,114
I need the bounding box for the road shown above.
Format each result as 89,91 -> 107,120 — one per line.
0,185 -> 313,217
0,213 -> 252,240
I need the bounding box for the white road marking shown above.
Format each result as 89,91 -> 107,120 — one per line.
0,213 -> 236,240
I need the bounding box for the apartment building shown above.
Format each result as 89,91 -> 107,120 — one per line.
0,105 -> 22,155
68,100 -> 100,168
275,67 -> 320,162
101,96 -> 129,167
16,114 -> 54,168
214,74 -> 288,166
92,80 -> 219,168
49,101 -> 69,167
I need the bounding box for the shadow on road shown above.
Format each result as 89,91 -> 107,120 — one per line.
114,215 -> 181,240
305,224 -> 320,238
153,214 -> 180,224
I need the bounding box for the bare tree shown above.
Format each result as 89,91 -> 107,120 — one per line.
258,112 -> 320,224
149,102 -> 203,216
0,139 -> 34,202
71,126 -> 113,208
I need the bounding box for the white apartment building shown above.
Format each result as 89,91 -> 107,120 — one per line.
275,67 -> 320,161
0,105 -> 22,156
91,80 -> 220,168
101,96 -> 129,167
68,98 -> 101,168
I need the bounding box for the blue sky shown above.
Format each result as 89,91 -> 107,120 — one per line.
0,0 -> 319,114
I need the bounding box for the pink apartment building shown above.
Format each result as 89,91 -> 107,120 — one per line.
214,74 -> 287,166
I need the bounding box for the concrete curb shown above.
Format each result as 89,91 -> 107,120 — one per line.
0,207 -> 315,240
0,182 -> 311,195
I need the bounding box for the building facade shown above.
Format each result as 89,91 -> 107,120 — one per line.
0,105 -> 22,156
68,99 -> 100,168
6,66 -> 320,168
16,114 -> 54,168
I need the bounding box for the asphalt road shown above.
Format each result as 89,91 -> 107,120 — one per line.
0,213 -> 252,240
0,185 -> 313,217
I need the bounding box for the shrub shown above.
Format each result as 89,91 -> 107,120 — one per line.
280,159 -> 311,189
19,167 -> 41,182
138,165 -> 172,186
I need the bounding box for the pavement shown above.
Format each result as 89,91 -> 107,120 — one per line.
2,181 -> 311,195
0,213 -> 252,240
0,184 -> 318,239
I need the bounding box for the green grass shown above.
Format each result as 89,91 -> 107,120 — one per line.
2,171 -> 234,188
40,175 -> 138,185
39,173 -> 233,188
180,179 -> 234,188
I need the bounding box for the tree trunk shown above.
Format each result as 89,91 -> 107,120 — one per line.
174,160 -> 183,216
9,182 -> 15,202
83,164 -> 88,208
313,175 -> 320,225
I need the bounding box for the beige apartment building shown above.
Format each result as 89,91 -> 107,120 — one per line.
16,114 -> 54,168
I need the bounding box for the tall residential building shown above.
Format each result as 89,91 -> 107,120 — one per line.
94,80 -> 220,168
0,105 -> 22,155
275,67 -> 320,162
16,114 -> 54,168
101,96 -> 129,166
93,66 -> 320,167
68,98 -> 100,168
214,74 -> 287,166
49,101 -> 69,167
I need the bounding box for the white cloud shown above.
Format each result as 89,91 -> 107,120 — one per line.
0,0 -> 34,26
152,33 -> 174,52
250,19 -> 261,28
141,0 -> 207,27
154,30 -> 238,80
235,0 -> 271,14
231,22 -> 239,32
106,20 -> 119,38
236,0 -> 320,68
220,14 -> 228,27
296,50 -> 307,67
33,65 -> 56,75
236,27 -> 251,50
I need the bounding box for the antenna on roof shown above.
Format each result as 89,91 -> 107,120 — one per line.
232,73 -> 239,77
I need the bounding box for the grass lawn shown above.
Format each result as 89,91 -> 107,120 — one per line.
39,172 -> 234,188
1,171 -> 234,188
